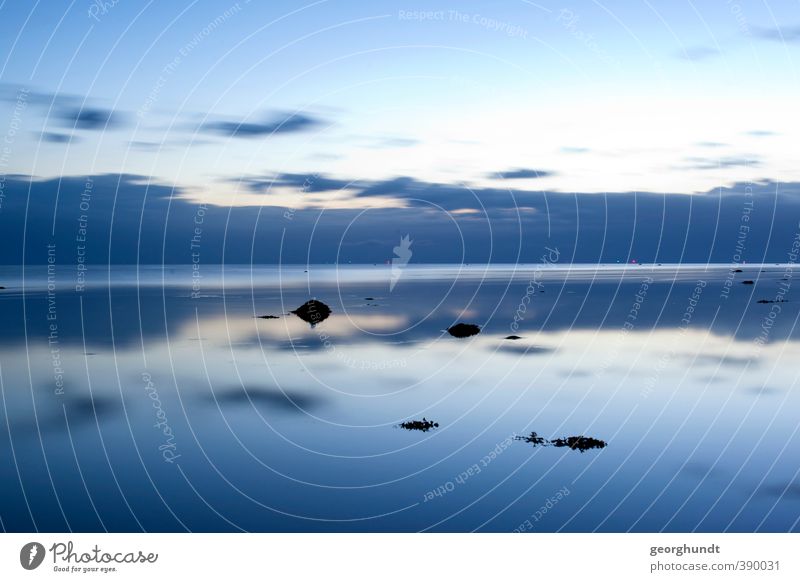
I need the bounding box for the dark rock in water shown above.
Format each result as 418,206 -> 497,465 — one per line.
447,323 -> 481,338
732,268 -> 743,273
756,299 -> 786,304
399,418 -> 439,432
364,297 -> 375,300
291,299 -> 331,325
0,286 -> 5,289
515,432 -> 547,446
551,435 -> 607,452
742,280 -> 754,285
256,315 -> 280,319
504,335 -> 522,340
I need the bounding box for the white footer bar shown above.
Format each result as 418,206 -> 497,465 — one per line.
1,533 -> 796,580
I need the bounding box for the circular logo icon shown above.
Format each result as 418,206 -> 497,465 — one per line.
20,542 -> 46,570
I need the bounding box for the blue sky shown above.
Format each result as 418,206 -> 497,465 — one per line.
1,1 -> 800,263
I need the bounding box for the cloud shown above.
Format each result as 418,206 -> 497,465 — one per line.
200,111 -> 322,138
346,134 -> 419,148
0,84 -> 78,107
248,169 -> 788,214
681,354 -> 756,367
677,46 -> 721,61
127,137 -> 216,151
249,173 -> 532,211
682,156 -> 760,170
744,129 -> 778,137
128,140 -> 166,151
40,132 -> 76,143
357,176 -> 420,197
58,106 -> 121,130
491,168 -> 554,179
4,172 -> 800,268
754,25 -> 800,43
376,136 -> 419,148
245,172 -> 357,193
1,84 -> 125,131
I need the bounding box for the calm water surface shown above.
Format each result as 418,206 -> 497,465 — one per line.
1,264 -> 799,532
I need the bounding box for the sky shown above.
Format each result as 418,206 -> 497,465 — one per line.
1,0 -> 800,264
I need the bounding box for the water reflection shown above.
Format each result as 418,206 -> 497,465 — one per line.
1,264 -> 800,532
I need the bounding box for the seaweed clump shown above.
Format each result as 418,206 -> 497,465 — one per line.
399,418 -> 439,432
291,299 -> 331,326
515,432 -> 607,453
515,431 -> 547,446
551,436 -> 607,452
